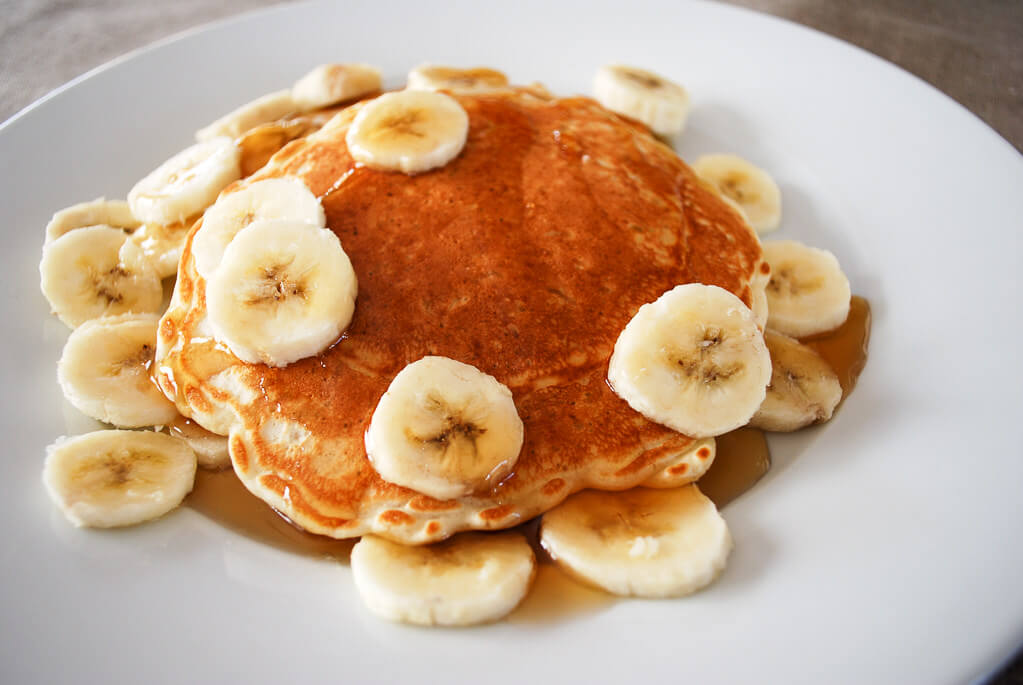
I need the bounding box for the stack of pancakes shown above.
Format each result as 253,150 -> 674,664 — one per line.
155,87 -> 765,544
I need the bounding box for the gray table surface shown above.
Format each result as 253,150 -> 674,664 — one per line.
2,0 -> 1021,681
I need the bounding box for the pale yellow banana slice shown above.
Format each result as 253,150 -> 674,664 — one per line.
365,355 -> 524,500
44,198 -> 140,243
540,485 -> 731,598
762,240 -> 851,337
164,416 -> 230,470
406,64 -> 509,92
205,219 -> 357,367
607,283 -> 771,438
642,437 -> 716,488
750,329 -> 842,432
593,64 -> 690,137
129,219 -> 195,279
40,225 -> 163,328
291,63 -> 381,110
57,313 -> 179,428
750,261 -> 771,330
195,89 -> 299,142
43,430 -> 197,528
692,154 -> 782,234
345,90 -> 469,174
128,136 -> 241,226
350,533 -> 535,627
192,176 -> 325,280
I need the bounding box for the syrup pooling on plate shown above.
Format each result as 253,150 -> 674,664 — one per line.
801,295 -> 871,396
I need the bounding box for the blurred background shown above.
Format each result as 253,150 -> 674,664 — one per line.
1,0 -> 1021,681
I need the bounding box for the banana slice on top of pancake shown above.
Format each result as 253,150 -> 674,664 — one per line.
692,154 -> 782,234
593,64 -> 690,137
761,240 -> 851,337
291,63 -> 382,110
540,485 -> 731,598
58,313 -> 179,428
345,90 -> 469,174
205,219 -> 357,367
351,532 -> 536,627
406,64 -> 509,92
192,176 -> 325,279
195,89 -> 300,142
751,329 -> 842,432
365,356 -> 524,501
608,283 -> 771,438
641,436 -> 716,489
128,136 -> 241,226
40,225 -> 164,328
43,430 -> 196,528
44,198 -> 140,243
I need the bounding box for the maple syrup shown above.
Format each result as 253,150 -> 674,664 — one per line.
801,295 -> 872,396
187,469 -> 353,561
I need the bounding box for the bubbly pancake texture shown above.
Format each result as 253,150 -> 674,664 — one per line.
155,87 -> 765,544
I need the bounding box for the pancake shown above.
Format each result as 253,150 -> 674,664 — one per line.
155,86 -> 766,544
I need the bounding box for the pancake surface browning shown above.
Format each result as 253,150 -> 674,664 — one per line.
156,87 -> 764,543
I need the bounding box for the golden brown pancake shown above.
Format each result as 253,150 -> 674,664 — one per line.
155,86 -> 765,544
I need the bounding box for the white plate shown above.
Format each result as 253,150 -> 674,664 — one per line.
3,1 -> 1022,682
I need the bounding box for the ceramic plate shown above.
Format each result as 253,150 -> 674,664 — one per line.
3,1 -> 1022,682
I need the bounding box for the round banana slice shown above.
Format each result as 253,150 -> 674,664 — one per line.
128,136 -> 242,226
642,437 -> 716,489
165,416 -> 230,470
195,89 -> 299,142
593,64 -> 690,137
129,219 -> 195,279
291,63 -> 382,110
192,176 -> 325,279
540,485 -> 731,598
43,430 -> 197,528
406,64 -> 509,93
40,225 -> 163,328
751,329 -> 842,432
365,356 -> 524,501
345,90 -> 470,174
692,154 -> 782,234
607,283 -> 772,438
762,240 -> 851,337
45,198 -> 140,243
351,533 -> 536,627
205,219 -> 357,367
58,313 -> 179,428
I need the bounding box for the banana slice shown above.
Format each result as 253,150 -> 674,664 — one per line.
129,219 -> 195,279
762,240 -> 851,337
205,219 -> 357,367
642,437 -> 716,488
365,356 -> 524,500
128,136 -> 242,226
192,177 -> 325,280
165,416 -> 230,470
406,64 -> 509,92
350,533 -> 536,627
291,63 -> 381,110
692,154 -> 782,234
750,329 -> 842,432
607,283 -> 771,438
593,64 -> 690,137
40,225 -> 163,328
345,90 -> 469,174
43,430 -> 197,528
750,261 -> 771,330
58,314 -> 179,428
540,485 -> 731,598
44,198 -> 140,243
195,89 -> 299,142
237,119 -> 323,177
